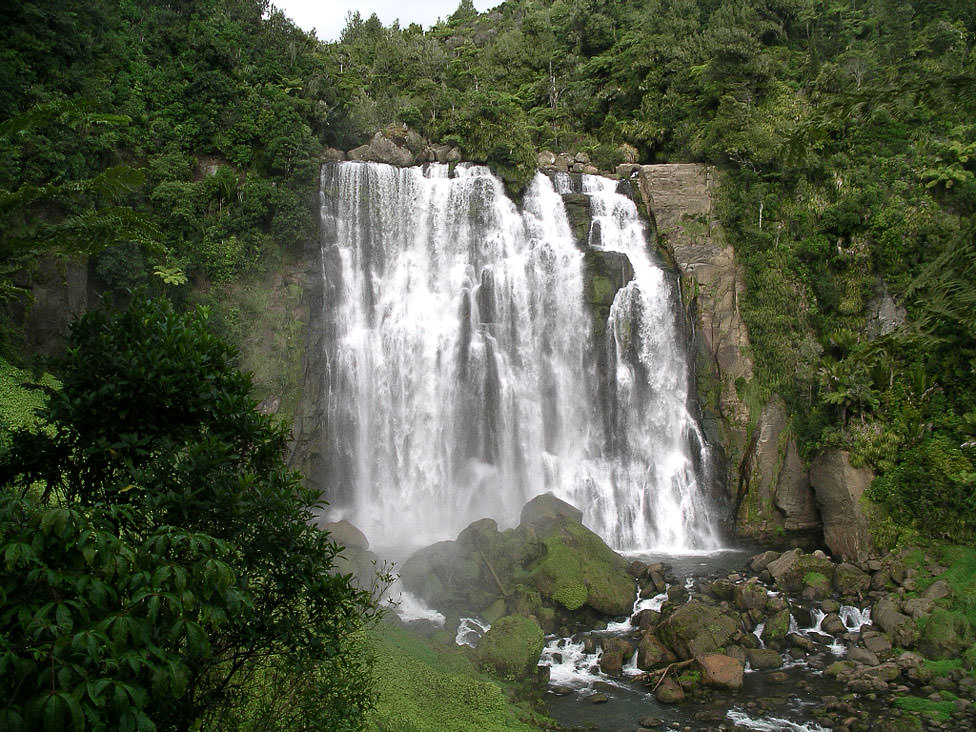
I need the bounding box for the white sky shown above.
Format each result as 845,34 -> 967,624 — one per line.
273,1 -> 495,42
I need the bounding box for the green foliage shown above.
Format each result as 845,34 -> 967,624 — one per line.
868,434 -> 976,543
893,696 -> 956,721
0,299 -> 379,731
0,357 -> 58,448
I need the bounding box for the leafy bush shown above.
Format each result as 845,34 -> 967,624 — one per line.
0,299 -> 379,731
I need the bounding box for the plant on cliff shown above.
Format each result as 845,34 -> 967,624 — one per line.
0,299 -> 379,731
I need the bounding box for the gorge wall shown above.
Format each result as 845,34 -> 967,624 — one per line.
626,163 -> 874,560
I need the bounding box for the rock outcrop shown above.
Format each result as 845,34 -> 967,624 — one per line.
400,493 -> 635,630
809,450 -> 876,561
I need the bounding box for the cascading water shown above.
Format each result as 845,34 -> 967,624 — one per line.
318,160 -> 721,553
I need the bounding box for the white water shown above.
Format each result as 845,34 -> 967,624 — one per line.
319,161 -> 719,552
726,710 -> 833,732
455,617 -> 490,648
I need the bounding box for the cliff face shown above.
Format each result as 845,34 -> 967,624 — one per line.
632,164 -> 877,559
632,164 -> 822,547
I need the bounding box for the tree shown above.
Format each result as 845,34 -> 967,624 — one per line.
0,299 -> 380,731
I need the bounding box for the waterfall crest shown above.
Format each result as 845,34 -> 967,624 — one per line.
318,161 -> 720,553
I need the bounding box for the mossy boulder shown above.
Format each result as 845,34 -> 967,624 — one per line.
834,562 -> 871,597
761,609 -> 792,646
766,549 -> 836,594
401,494 -> 634,622
918,608 -> 972,660
523,517 -> 633,616
657,600 -> 738,659
802,571 -> 832,600
637,633 -> 677,670
475,614 -> 545,679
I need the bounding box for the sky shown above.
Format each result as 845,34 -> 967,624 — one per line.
273,1 -> 495,42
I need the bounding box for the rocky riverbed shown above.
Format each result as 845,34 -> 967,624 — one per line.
339,493 -> 976,732
534,546 -> 976,732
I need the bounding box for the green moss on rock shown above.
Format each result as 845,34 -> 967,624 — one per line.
475,615 -> 545,679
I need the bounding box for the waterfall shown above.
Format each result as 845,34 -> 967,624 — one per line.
318,161 -> 720,553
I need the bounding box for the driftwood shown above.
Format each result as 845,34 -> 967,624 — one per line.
633,658 -> 696,691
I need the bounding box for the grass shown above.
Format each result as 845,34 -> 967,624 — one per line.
893,696 -> 955,722
369,622 -> 547,732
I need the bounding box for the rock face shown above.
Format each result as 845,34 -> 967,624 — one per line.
633,164 -> 805,545
400,493 -> 635,628
809,450 -> 876,561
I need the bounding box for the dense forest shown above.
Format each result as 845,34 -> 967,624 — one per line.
2,0 -> 976,729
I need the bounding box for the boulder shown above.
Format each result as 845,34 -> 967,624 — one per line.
834,562 -> 871,597
745,648 -> 783,669
475,615 -> 545,678
848,646 -> 880,666
657,600 -> 738,659
761,609 -> 792,646
873,598 -> 915,648
922,579 -> 951,601
519,493 -> 584,531
766,549 -> 836,594
637,633 -> 677,671
347,131 -> 415,167
733,581 -> 766,611
654,677 -> 685,704
809,450 -> 876,561
320,147 -> 346,162
537,150 -> 557,167
697,653 -> 744,690
322,519 -> 370,550
599,637 -> 634,676
918,608 -> 970,659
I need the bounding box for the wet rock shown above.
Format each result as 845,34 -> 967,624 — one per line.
733,581 -> 767,611
761,609 -> 791,646
637,633 -> 677,671
322,519 -> 370,550
584,692 -> 609,704
834,562 -> 871,597
698,652 -> 744,690
746,648 -> 783,669
638,716 -> 664,728
321,147 -> 346,162
632,608 -> 661,632
821,613 -> 847,636
549,684 -> 573,695
654,677 -> 685,704
599,637 -> 635,676
749,550 -> 780,573
628,560 -> 648,578
667,585 -> 690,605
787,632 -> 815,651
873,597 -> 916,648
848,647 -> 880,666
708,578 -> 736,602
657,600 -> 738,659
766,549 -> 835,594
766,671 -> 789,683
